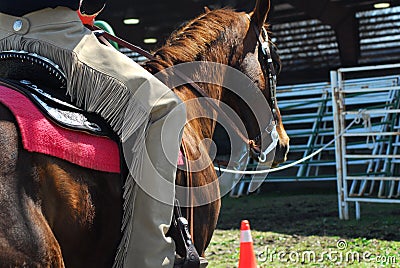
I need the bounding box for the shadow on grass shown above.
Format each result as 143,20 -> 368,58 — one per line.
216,182 -> 400,241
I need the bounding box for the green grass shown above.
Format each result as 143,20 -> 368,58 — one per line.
205,191 -> 400,267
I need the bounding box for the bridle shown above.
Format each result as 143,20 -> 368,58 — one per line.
87,14 -> 279,162
251,19 -> 278,122
246,14 -> 280,162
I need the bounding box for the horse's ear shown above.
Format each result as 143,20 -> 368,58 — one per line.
251,0 -> 270,30
204,6 -> 211,13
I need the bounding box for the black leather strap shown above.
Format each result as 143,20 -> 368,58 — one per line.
169,201 -> 200,268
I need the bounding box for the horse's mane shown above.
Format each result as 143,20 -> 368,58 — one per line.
145,8 -> 243,72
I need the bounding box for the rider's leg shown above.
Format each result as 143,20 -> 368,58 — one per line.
0,8 -> 187,266
123,88 -> 186,268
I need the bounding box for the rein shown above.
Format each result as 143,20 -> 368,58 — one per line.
89,25 -> 247,140
88,21 -> 279,162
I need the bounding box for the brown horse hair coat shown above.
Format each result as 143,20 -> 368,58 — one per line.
0,1 -> 289,266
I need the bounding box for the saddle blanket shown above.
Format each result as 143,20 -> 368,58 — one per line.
0,85 -> 121,173
0,85 -> 185,173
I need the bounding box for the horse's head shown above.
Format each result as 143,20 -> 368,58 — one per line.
146,0 -> 289,167
217,0 -> 290,166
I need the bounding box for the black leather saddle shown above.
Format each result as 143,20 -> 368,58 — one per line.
0,50 -> 117,140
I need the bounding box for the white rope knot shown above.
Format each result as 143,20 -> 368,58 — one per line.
361,111 -> 376,149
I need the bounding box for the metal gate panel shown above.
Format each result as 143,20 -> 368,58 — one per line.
331,64 -> 400,220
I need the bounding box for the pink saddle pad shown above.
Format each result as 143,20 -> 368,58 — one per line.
0,85 -> 185,172
0,85 -> 120,173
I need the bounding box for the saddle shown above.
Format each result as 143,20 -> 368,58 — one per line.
0,50 -> 204,268
0,50 -> 116,138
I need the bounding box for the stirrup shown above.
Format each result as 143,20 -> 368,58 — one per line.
173,216 -> 200,268
169,200 -> 202,268
174,256 -> 208,268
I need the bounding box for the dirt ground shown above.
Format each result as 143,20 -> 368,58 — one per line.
205,182 -> 400,267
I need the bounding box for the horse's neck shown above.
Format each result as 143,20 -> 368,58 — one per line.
145,23 -> 243,139
147,29 -> 240,100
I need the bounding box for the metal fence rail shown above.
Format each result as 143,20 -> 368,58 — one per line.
230,81 -> 338,196
230,69 -> 400,203
331,64 -> 400,220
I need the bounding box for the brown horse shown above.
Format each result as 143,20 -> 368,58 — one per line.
0,0 -> 288,267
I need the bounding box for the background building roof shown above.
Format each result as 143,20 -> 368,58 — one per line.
97,0 -> 400,84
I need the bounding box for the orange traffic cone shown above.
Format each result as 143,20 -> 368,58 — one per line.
238,220 -> 257,268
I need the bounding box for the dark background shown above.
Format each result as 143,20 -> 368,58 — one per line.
96,0 -> 400,85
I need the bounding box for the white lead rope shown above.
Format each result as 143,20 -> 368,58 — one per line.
214,112 -> 362,175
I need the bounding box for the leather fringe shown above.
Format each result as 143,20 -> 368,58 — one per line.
0,36 -> 148,267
